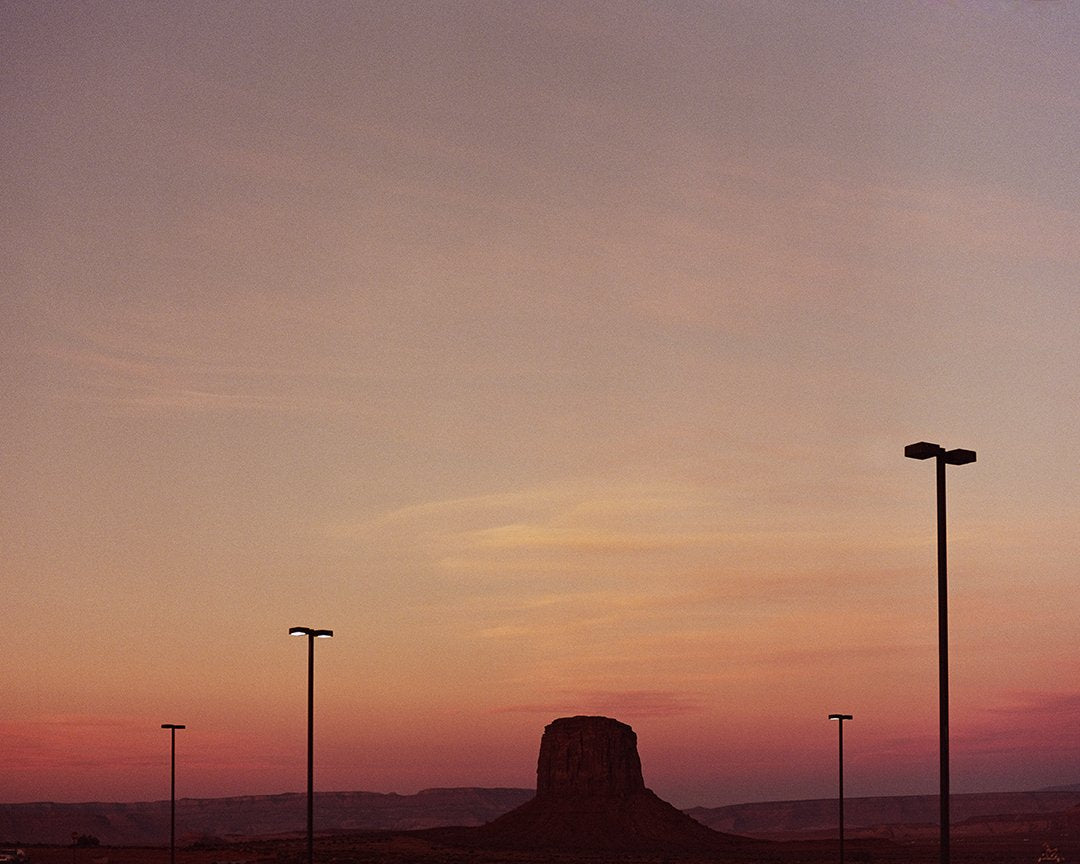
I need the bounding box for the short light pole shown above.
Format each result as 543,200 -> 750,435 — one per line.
160,723 -> 186,864
905,440 -> 976,864
828,714 -> 853,864
289,626 -> 333,864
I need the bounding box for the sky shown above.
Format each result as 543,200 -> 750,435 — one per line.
2,1 -> 1079,810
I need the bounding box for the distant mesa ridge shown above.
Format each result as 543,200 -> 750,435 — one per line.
0,787 -> 533,846
467,715 -> 744,853
688,790 -> 1080,841
3,749 -> 1080,846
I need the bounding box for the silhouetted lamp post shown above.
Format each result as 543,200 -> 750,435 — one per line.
160,723 -> 185,864
905,440 -> 976,864
828,714 -> 853,864
289,626 -> 333,864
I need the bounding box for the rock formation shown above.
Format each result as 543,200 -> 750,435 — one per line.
469,715 -> 746,853
536,715 -> 645,797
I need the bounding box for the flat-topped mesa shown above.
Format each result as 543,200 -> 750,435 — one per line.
466,715 -> 745,853
536,715 -> 645,797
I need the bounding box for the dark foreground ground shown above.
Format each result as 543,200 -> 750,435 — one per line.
17,831 -> 1068,864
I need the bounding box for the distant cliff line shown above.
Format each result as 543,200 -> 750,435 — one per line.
688,788 -> 1080,840
0,787 -> 533,845
2,785 -> 1079,846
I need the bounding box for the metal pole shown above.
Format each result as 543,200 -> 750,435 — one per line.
905,442 -> 973,864
290,625 -> 331,864
161,724 -> 185,864
838,718 -> 845,864
170,728 -> 176,864
307,632 -> 315,864
829,714 -> 852,864
936,454 -> 949,864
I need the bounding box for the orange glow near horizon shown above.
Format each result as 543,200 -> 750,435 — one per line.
3,1 -> 1080,809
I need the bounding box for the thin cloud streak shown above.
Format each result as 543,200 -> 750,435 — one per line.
494,690 -> 706,719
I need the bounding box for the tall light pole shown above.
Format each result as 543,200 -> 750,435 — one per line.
828,714 -> 853,864
905,440 -> 976,864
289,626 -> 333,864
160,723 -> 185,864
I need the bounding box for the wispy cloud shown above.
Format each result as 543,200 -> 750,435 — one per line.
0,714 -> 158,772
493,689 -> 705,719
335,479 -> 899,577
984,690 -> 1080,717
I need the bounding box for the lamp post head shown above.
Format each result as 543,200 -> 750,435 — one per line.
161,724 -> 186,730
828,714 -> 853,721
289,626 -> 333,638
905,442 -> 976,465
905,441 -> 944,460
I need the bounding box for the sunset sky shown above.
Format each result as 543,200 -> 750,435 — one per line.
3,1 -> 1079,810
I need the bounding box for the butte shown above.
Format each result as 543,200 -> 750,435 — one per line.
463,715 -> 748,854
